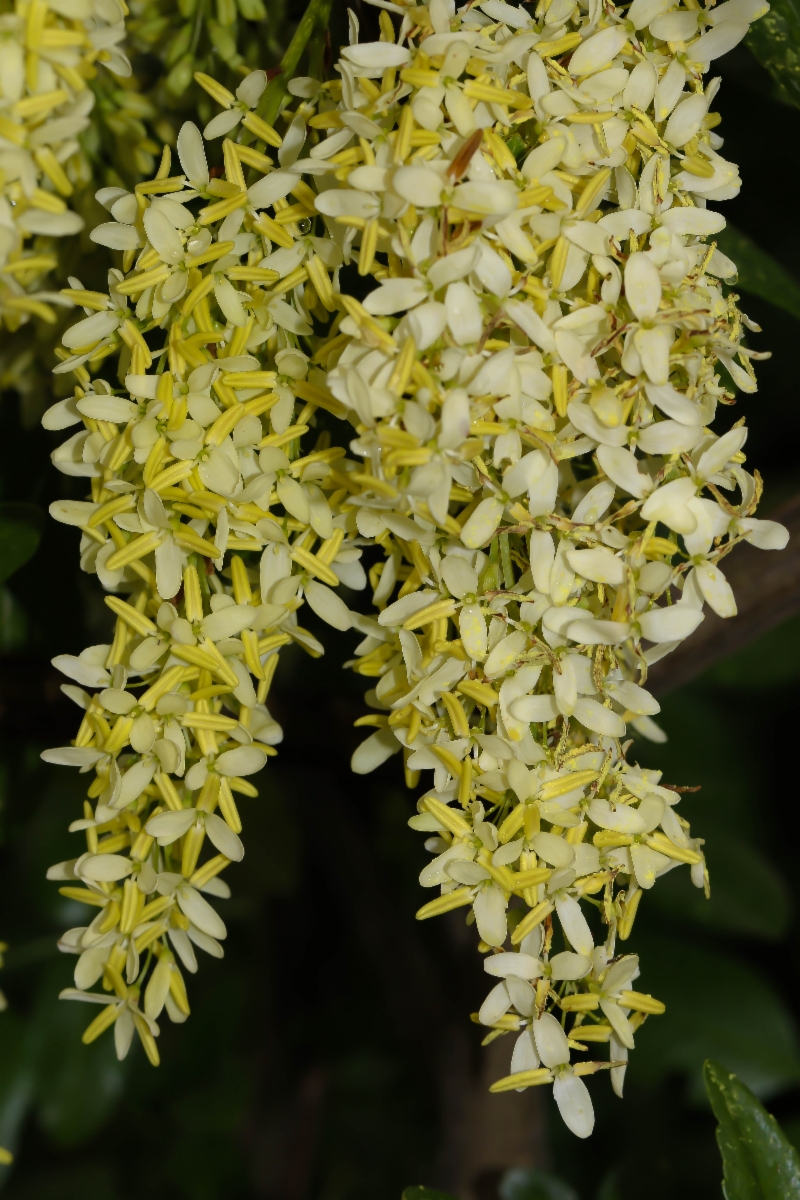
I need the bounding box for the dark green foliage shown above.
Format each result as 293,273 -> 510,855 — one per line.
0,506 -> 42,587
747,0 -> 800,108
705,1061 -> 800,1200
717,225 -> 800,321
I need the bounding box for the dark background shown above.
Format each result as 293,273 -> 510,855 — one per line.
0,11 -> 799,1199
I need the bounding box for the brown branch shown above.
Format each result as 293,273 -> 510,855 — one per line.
438,1024 -> 549,1200
649,492 -> 800,695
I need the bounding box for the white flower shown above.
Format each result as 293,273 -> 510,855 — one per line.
201,70 -> 269,139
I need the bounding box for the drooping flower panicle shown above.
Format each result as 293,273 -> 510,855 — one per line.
299,0 -> 784,1139
37,0 -> 789,1142
43,90 -> 366,1064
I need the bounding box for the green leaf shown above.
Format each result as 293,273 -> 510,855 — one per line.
500,1166 -> 580,1200
0,1010 -> 37,1169
259,0 -> 334,126
746,0 -> 800,110
31,965 -> 127,1147
0,502 -> 43,585
629,935 -> 800,1101
705,1060 -> 800,1199
0,586 -> 28,653
402,1189 -> 460,1200
781,1116 -> 800,1157
716,225 -> 800,322
649,830 -> 790,942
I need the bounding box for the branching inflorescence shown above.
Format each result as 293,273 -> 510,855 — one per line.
40,0 -> 788,1138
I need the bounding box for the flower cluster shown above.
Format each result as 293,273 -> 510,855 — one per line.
43,86 -> 366,1063
38,0 -> 790,1142
0,0 -> 299,423
0,0 -> 131,332
299,0 -> 783,1138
